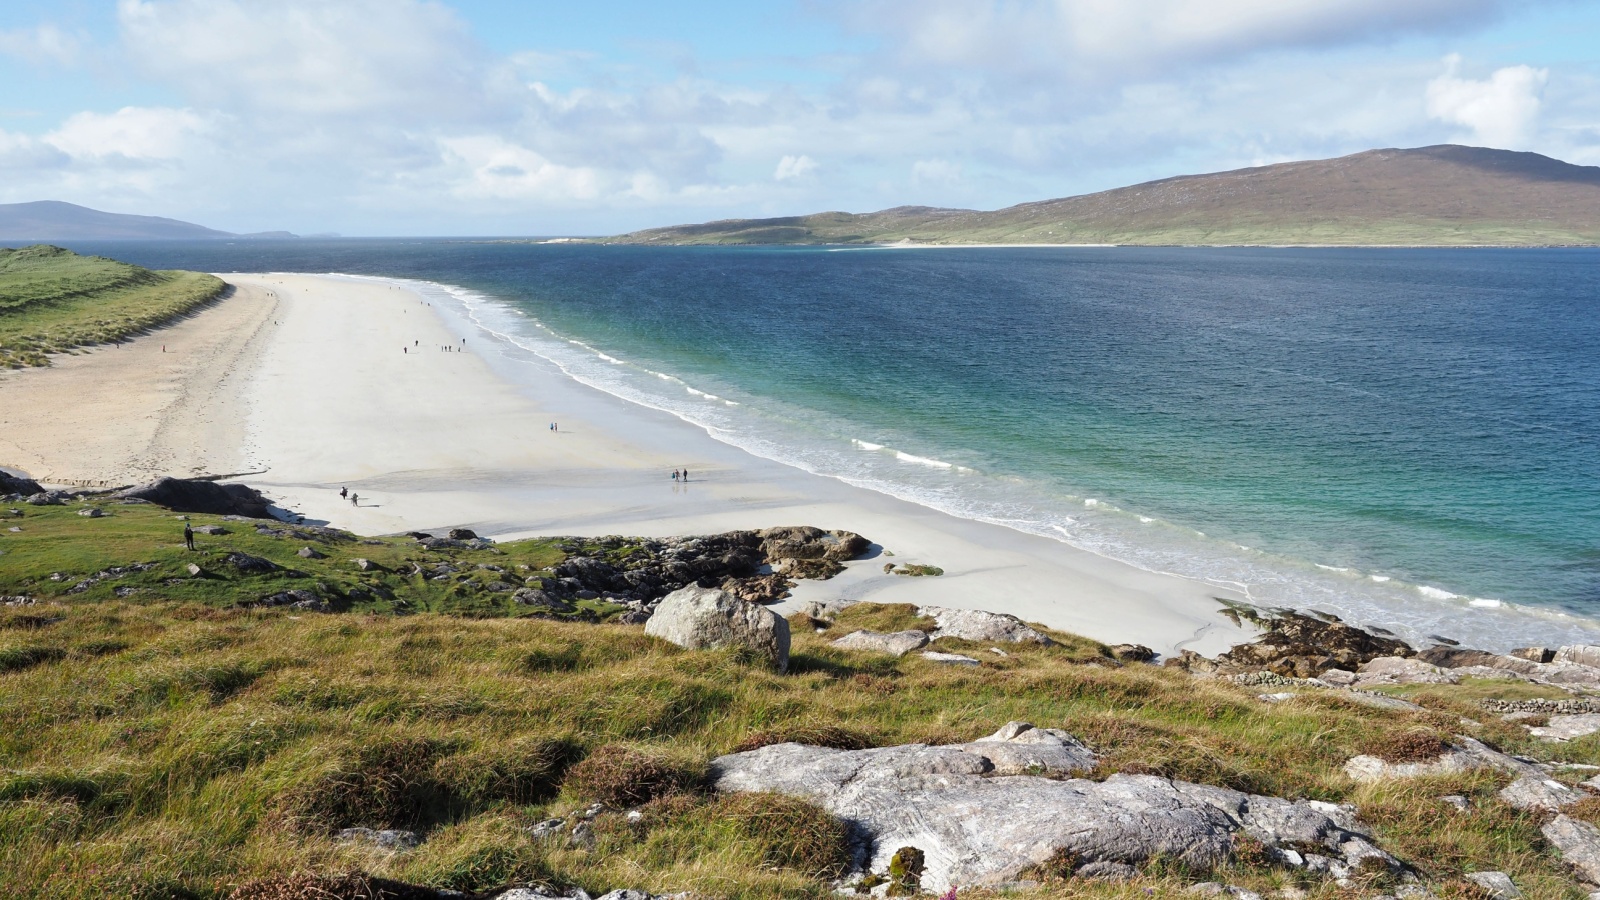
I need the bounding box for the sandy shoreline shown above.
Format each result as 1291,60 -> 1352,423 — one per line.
1,273 -> 1252,655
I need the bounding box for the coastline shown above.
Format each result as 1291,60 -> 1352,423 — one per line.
3,272 -> 1255,655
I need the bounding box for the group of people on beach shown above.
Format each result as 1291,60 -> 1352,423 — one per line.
339,486 -> 359,507
672,468 -> 690,482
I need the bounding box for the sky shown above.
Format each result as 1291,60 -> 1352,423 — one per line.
1,0 -> 1598,236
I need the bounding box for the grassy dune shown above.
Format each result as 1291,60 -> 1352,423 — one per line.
0,245 -> 226,368
2,501 -> 1598,898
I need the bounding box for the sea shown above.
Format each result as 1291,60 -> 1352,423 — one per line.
50,239 -> 1600,651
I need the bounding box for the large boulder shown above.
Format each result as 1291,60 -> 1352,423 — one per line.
710,724 -> 1394,892
1543,814 -> 1600,884
757,526 -> 869,562
0,470 -> 43,496
116,476 -> 274,519
645,586 -> 791,673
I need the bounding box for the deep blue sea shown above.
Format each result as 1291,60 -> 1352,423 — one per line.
49,239 -> 1600,647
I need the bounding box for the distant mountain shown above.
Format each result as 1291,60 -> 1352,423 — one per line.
0,201 -> 296,241
606,145 -> 1600,247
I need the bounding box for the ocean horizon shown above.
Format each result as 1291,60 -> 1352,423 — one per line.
53,239 -> 1600,651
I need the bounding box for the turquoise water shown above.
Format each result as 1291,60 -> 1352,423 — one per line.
64,241 -> 1600,648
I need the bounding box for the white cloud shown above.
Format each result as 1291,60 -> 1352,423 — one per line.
1426,55 -> 1548,149
0,24 -> 83,66
116,0 -> 491,120
438,135 -> 605,201
46,107 -> 213,162
774,154 -> 818,180
912,158 -> 961,185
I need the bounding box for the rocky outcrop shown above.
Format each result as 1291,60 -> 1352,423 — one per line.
1344,735 -> 1590,812
1351,656 -> 1459,686
0,471 -> 44,497
710,723 -> 1395,892
920,606 -> 1053,645
1211,611 -> 1412,678
830,630 -> 930,657
521,529 -> 870,623
644,586 -> 791,673
116,477 -> 274,519
1530,715 -> 1600,742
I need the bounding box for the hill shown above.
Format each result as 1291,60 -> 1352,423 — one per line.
0,244 -> 225,367
607,145 -> 1600,246
0,200 -> 295,241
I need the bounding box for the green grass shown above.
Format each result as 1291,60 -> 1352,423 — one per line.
0,245 -> 226,367
2,504 -> 1599,898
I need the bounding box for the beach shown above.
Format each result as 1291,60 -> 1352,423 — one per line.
2,273 -> 1252,655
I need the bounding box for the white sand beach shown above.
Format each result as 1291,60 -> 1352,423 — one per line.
2,274 -> 1252,655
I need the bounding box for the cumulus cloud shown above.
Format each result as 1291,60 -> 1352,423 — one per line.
1425,55 -> 1548,149
774,154 -> 818,180
0,23 -> 84,66
46,107 -> 213,163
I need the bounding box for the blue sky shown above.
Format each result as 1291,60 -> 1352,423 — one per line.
2,1 -> 1598,235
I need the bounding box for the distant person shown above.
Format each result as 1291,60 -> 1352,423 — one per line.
350,493 -> 359,506
340,487 -> 348,498
183,522 -> 195,551
682,468 -> 689,482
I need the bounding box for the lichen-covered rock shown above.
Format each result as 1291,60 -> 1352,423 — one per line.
645,585 -> 790,673
1543,814 -> 1600,883
1497,774 -> 1585,812
709,725 -> 1392,892
831,629 -> 930,657
1355,656 -> 1459,685
921,651 -> 980,666
1530,714 -> 1600,742
1463,871 -> 1522,900
757,525 -> 869,562
1343,736 -> 1513,782
919,606 -> 1052,645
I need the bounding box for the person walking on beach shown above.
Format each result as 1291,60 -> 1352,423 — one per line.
350,493 -> 359,506
672,469 -> 679,482
183,522 -> 195,551
681,468 -> 689,482
340,487 -> 347,499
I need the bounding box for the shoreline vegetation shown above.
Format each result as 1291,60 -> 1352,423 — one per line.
10,483 -> 1600,898
597,145 -> 1600,248
0,245 -> 226,368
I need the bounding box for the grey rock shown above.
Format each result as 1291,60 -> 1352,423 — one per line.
596,892 -> 654,900
919,605 -> 1052,645
1557,646 -> 1600,668
354,557 -> 379,571
709,725 -> 1391,892
618,609 -> 650,625
1076,861 -> 1139,881
513,589 -> 576,613
921,651 -> 981,666
116,476 -> 272,518
1354,656 -> 1459,686
1543,814 -> 1600,883
1498,773 -> 1585,811
1318,668 -> 1358,686
225,552 -> 278,574
297,546 -> 324,559
1463,871 -> 1522,900
336,827 -> 421,851
186,563 -> 202,576
1510,647 -> 1556,664
1338,691 -> 1426,712
193,525 -> 228,535
799,597 -> 856,620
1109,643 -> 1157,663
1344,736 -> 1520,782
1440,795 -> 1472,812
831,629 -> 930,657
645,585 -> 790,674
448,528 -> 478,540
1531,714 -> 1600,742
77,507 -> 104,518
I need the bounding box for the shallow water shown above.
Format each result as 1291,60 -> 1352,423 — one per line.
62,240 -> 1600,649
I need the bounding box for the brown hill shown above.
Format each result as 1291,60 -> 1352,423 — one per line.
607,145 -> 1600,246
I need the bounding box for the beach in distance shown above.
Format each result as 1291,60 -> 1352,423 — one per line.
0,271 -> 1254,656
